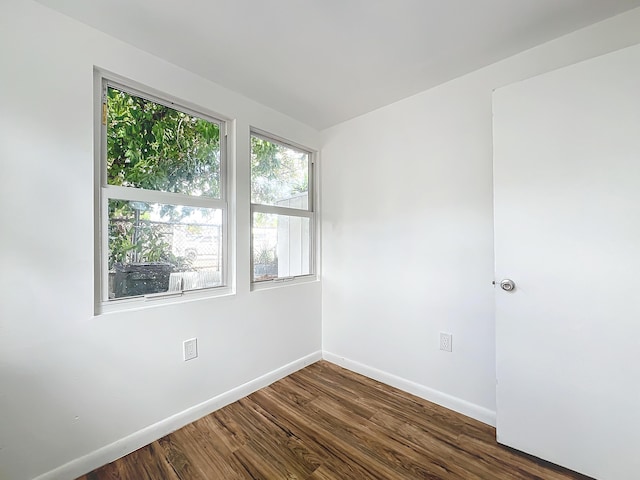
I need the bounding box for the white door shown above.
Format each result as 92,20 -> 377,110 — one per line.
493,44 -> 640,480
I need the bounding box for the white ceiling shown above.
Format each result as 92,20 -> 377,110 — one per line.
36,0 -> 640,130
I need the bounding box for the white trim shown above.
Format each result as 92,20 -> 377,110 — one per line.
98,285 -> 234,315
249,129 -> 316,285
94,70 -> 231,311
251,274 -> 318,292
99,70 -> 231,125
251,203 -> 313,218
103,185 -> 227,210
93,71 -> 104,309
32,351 -> 323,480
251,128 -> 313,155
30,350 -> 495,479
322,351 -> 497,427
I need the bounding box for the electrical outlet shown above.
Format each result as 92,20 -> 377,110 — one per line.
183,338 -> 198,361
440,332 -> 452,352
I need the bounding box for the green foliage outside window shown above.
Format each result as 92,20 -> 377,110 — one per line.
250,136 -> 309,206
106,87 -> 221,270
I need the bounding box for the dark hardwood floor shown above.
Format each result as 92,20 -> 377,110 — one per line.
78,361 -> 592,479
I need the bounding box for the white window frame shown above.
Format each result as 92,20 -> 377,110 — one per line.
250,129 -> 316,287
94,72 -> 231,314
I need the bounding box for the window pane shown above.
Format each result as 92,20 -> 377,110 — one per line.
252,213 -> 311,281
107,87 -> 221,198
108,200 -> 223,299
251,136 -> 309,209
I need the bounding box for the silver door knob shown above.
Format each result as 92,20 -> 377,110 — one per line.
500,279 -> 516,291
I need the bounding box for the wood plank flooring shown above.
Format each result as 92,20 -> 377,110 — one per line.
78,361 -> 592,479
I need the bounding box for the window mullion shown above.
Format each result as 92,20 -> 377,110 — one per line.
103,185 -> 226,210
251,203 -> 313,218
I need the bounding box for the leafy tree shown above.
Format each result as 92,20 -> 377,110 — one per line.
106,87 -> 221,269
250,136 -> 309,239
107,87 -> 221,197
250,136 -> 308,206
106,88 -> 310,275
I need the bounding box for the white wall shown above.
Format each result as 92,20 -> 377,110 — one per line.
321,8 -> 640,423
4,2 -> 640,479
0,2 -> 321,479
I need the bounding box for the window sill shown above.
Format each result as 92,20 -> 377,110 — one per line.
95,285 -> 234,316
250,274 -> 318,292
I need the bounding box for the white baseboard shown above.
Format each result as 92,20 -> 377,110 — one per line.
34,350 -> 322,480
34,350 -> 494,480
322,351 -> 496,427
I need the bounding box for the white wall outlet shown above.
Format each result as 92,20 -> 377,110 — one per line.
440,332 -> 453,352
183,338 -> 198,361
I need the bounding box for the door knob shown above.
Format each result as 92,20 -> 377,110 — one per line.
500,279 -> 516,291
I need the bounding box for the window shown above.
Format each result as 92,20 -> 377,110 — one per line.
97,77 -> 228,309
250,131 -> 315,283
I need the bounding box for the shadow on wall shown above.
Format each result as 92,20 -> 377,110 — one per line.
0,343 -> 133,480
